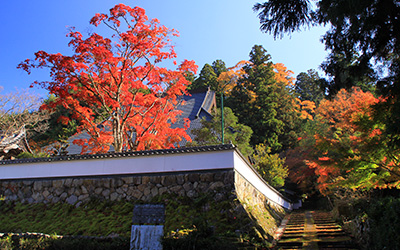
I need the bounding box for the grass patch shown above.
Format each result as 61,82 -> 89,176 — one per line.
0,199 -> 133,237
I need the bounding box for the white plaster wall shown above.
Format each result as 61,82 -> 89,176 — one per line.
0,148 -> 292,210
0,151 -> 234,180
232,151 -> 293,210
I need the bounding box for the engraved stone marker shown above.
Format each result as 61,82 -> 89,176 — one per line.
130,204 -> 165,250
132,204 -> 165,225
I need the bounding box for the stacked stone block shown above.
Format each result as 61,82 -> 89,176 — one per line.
0,170 -> 234,206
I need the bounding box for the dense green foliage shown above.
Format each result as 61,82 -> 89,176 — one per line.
190,107 -> 253,158
211,60 -> 227,78
320,49 -> 377,97
189,60 -> 227,93
253,144 -> 288,188
362,196 -> 400,249
334,194 -> 400,250
294,69 -> 325,105
190,63 -> 217,91
226,45 -> 300,152
32,95 -> 78,154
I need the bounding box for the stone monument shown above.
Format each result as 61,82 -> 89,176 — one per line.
130,204 -> 165,250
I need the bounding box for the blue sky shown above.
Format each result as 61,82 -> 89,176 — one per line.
0,0 -> 328,97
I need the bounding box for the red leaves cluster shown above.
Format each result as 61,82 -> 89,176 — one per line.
19,4 -> 197,154
305,88 -> 400,192
317,87 -> 379,132
285,87 -> 398,194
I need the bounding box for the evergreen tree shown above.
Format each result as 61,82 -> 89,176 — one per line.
190,60 -> 228,92
295,69 -> 325,105
211,59 -> 227,77
226,45 -> 300,153
320,50 -> 376,97
190,63 -> 217,91
253,144 -> 288,188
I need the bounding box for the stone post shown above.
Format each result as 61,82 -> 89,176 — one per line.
130,204 -> 165,250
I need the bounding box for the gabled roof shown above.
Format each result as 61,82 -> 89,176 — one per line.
0,127 -> 26,150
0,127 -> 31,159
178,88 -> 216,120
173,88 -> 217,146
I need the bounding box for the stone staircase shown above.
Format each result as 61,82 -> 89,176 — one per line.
273,210 -> 358,250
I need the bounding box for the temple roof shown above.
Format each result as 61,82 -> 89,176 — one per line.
173,88 -> 216,146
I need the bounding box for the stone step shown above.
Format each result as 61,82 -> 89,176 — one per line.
273,210 -> 358,250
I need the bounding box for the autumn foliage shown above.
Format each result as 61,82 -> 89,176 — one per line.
216,60 -> 249,96
272,63 -> 295,86
19,4 -> 197,154
217,61 -> 294,97
292,87 -> 400,193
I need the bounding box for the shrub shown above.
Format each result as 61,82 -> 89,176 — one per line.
0,235 -> 129,250
337,195 -> 400,250
364,197 -> 400,250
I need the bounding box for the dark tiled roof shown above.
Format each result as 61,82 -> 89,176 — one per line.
0,144 -> 235,165
175,89 -> 215,121
173,89 -> 216,146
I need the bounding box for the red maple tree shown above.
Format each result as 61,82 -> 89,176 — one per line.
302,88 -> 400,193
285,87 -> 400,194
19,4 -> 197,154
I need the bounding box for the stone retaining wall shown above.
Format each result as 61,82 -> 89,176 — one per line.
0,170 -> 234,207
0,168 -> 290,239
235,172 -> 287,238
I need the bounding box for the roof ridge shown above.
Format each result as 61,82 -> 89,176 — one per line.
195,87 -> 213,118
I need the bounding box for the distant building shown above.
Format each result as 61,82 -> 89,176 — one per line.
0,127 -> 31,159
173,87 -> 217,146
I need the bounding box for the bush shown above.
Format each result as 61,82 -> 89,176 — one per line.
0,235 -> 12,250
253,144 -> 288,188
337,195 -> 400,250
363,196 -> 400,250
0,235 -> 129,250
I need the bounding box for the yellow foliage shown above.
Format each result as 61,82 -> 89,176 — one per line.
216,60 -> 249,95
218,61 -> 294,105
294,98 -> 316,120
273,63 -> 295,86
